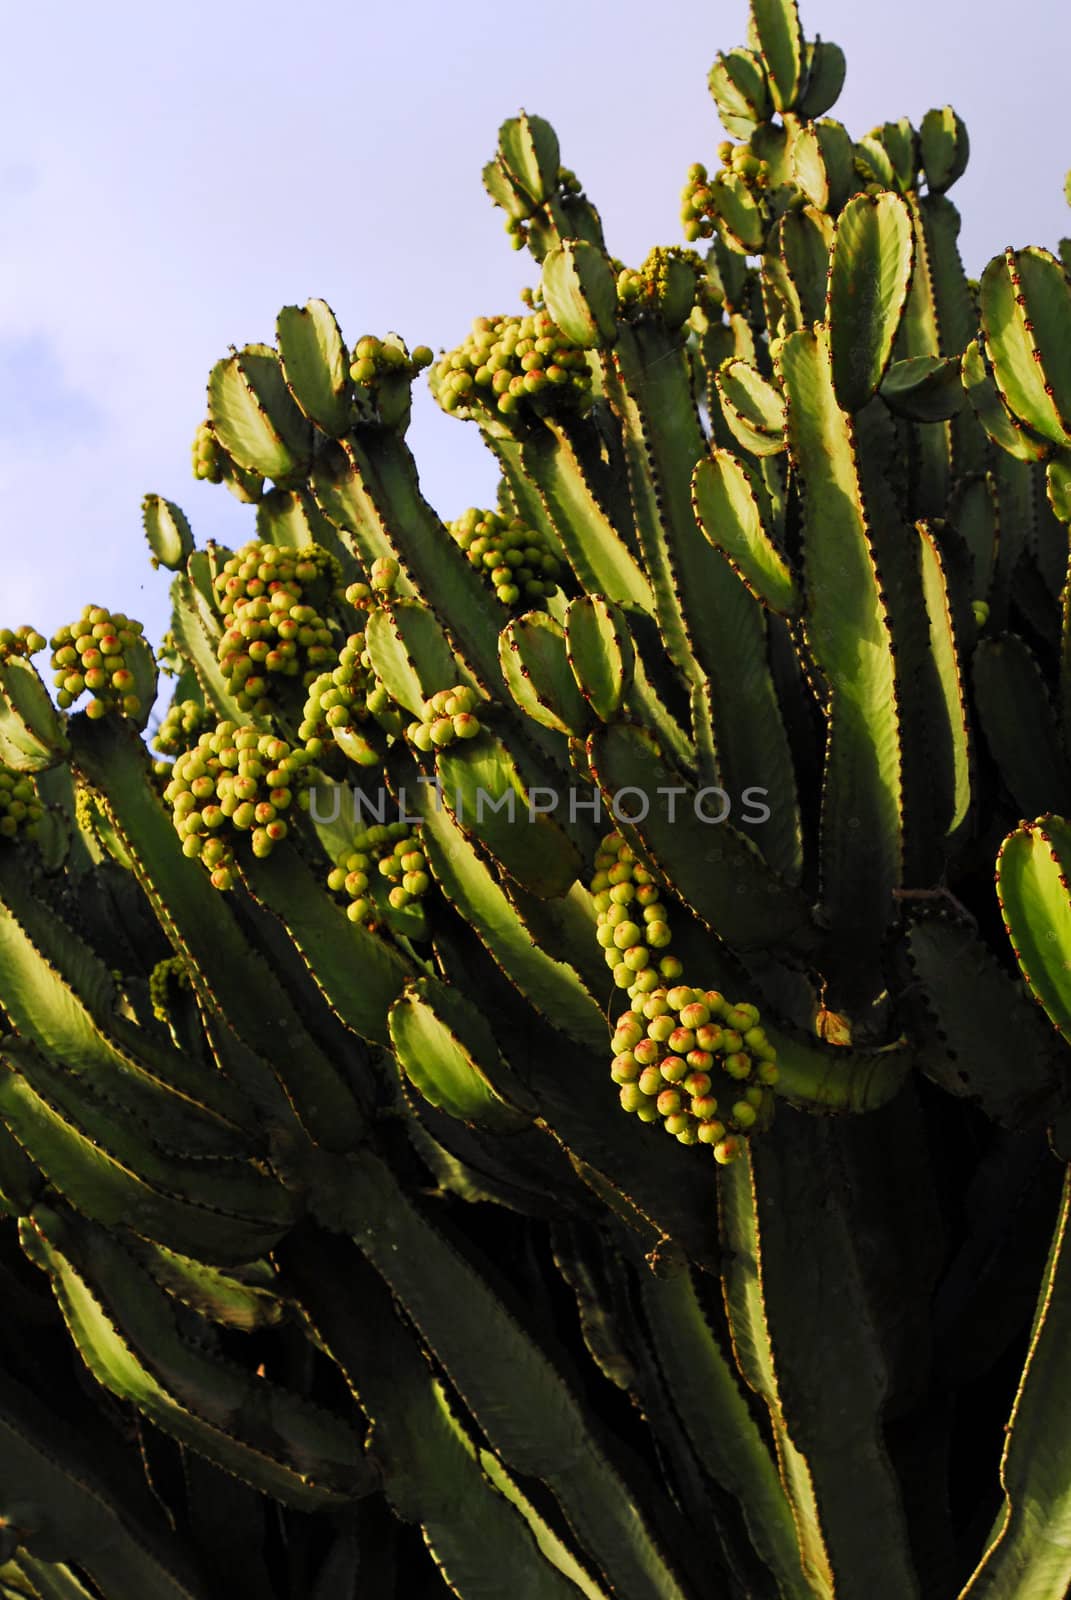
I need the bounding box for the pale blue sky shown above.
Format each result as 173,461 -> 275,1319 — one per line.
1,0 -> 1067,648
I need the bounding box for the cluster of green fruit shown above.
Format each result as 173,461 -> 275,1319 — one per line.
163,723 -> 314,890
147,954 -> 191,1025
430,313 -> 592,421
591,832 -> 777,1163
614,247 -> 702,330
349,335 -> 434,390
591,832 -> 679,999
50,609 -> 146,718
405,686 -> 482,753
326,821 -> 431,926
368,559 -> 400,597
153,698 -> 211,759
299,634 -> 379,765
0,625 -> 47,658
0,768 -> 44,841
679,148 -> 769,244
445,507 -> 563,607
610,989 -> 776,1164
213,542 -> 340,713
191,420 -> 225,484
301,633 -> 401,769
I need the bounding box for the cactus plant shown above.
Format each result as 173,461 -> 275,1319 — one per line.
3,2 -> 1071,1595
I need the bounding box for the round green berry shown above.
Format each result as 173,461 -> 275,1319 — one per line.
637,1066 -> 663,1098
611,1052 -> 640,1084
